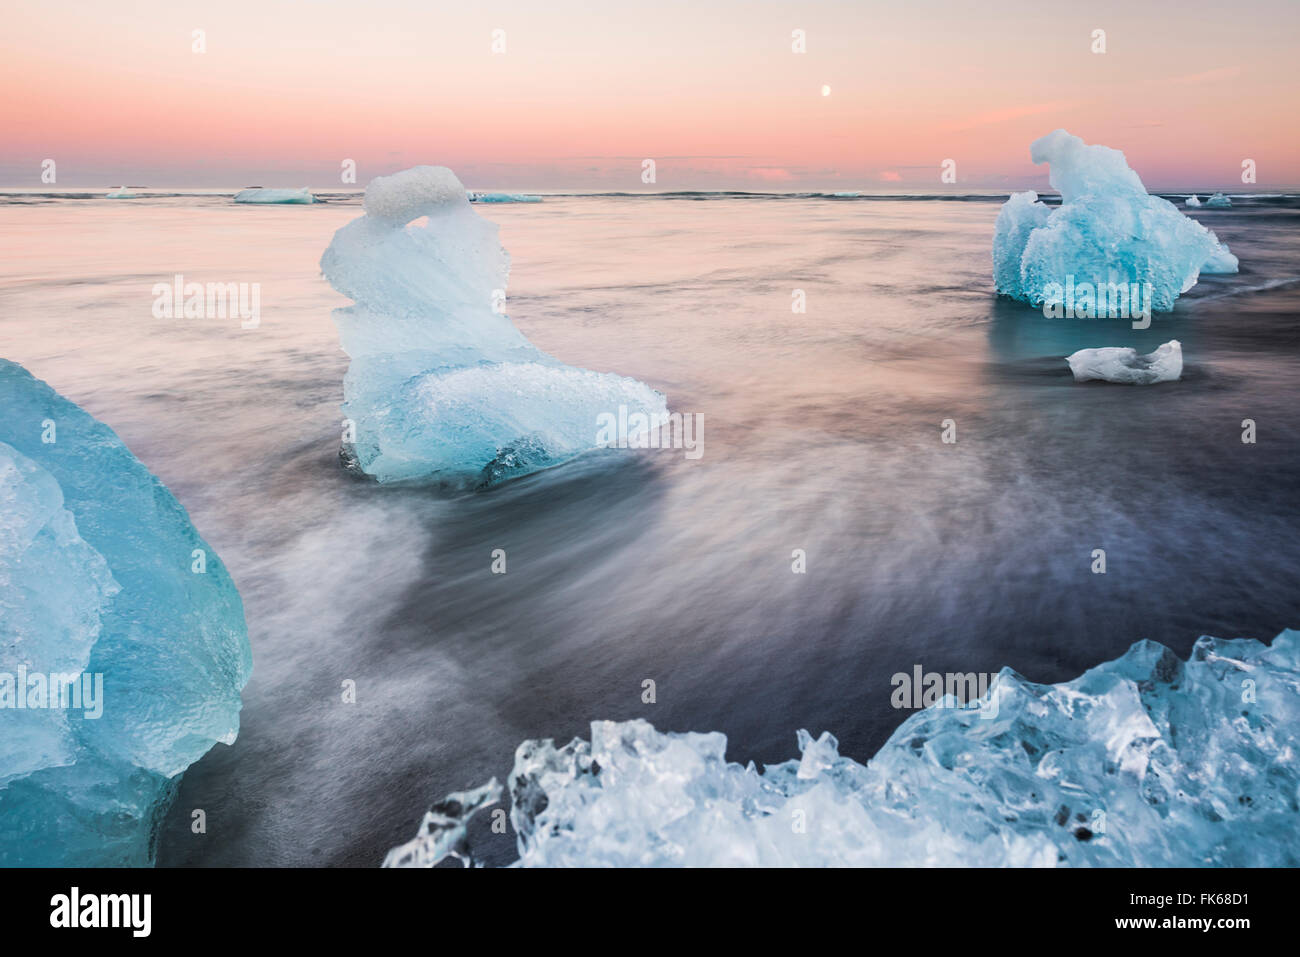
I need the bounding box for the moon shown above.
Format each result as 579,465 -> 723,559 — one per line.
821,85 -> 831,96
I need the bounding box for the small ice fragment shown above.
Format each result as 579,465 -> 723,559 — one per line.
1066,339 -> 1182,384
1205,192 -> 1233,208
381,779 -> 502,868
1184,194 -> 1201,207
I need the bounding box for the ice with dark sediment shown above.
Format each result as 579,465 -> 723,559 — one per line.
386,630 -> 1300,867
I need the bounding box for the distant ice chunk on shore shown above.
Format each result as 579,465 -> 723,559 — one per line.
468,191 -> 542,203
321,166 -> 667,486
105,188 -> 138,199
386,630 -> 1300,867
993,130 -> 1238,312
1205,192 -> 1233,208
1067,339 -> 1182,384
1184,194 -> 1201,207
234,187 -> 315,204
0,360 -> 251,865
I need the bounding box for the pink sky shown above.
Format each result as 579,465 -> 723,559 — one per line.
2,0 -> 1297,189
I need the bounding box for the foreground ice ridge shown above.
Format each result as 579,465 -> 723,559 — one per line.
993,130 -> 1238,313
1067,339 -> 1182,384
321,166 -> 667,486
0,360 -> 252,866
386,630 -> 1300,867
234,187 -> 315,204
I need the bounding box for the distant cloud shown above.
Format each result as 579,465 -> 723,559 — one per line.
944,100 -> 1083,132
1166,66 -> 1243,85
745,167 -> 793,182
553,154 -> 753,161
878,170 -> 903,182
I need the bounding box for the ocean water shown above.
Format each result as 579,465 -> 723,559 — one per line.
1,191 -> 1298,867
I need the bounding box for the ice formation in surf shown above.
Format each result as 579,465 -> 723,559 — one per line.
1184,194 -> 1202,208
0,360 -> 251,866
321,166 -> 668,486
105,188 -> 138,199
387,630 -> 1300,867
234,187 -> 315,204
993,130 -> 1238,312
1205,192 -> 1233,208
1067,340 -> 1183,384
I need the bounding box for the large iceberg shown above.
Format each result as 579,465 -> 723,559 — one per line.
1205,192 -> 1233,208
1067,339 -> 1183,384
321,166 -> 668,486
993,130 -> 1238,312
234,187 -> 315,204
0,360 -> 251,866
387,630 -> 1300,867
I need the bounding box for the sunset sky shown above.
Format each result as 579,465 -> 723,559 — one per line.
2,0 -> 1297,190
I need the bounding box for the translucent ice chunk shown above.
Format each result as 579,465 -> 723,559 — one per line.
321,166 -> 667,486
0,360 -> 251,866
993,131 -> 1238,312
